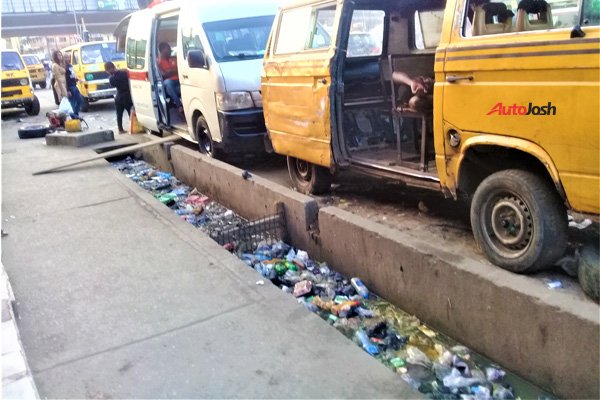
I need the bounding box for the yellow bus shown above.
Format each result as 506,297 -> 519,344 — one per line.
262,0 -> 599,272
22,54 -> 47,89
57,41 -> 126,111
1,50 -> 40,115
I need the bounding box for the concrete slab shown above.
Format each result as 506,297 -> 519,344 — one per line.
45,130 -> 114,147
1,127 -> 420,398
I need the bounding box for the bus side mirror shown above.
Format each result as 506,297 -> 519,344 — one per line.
188,50 -> 207,69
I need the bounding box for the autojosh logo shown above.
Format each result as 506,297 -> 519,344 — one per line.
487,102 -> 557,116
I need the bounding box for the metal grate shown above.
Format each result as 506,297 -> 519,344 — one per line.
210,203 -> 287,253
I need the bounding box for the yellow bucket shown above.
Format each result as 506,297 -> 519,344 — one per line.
65,119 -> 82,133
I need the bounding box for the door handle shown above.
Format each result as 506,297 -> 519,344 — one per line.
446,75 -> 473,83
320,78 -> 327,84
182,74 -> 189,79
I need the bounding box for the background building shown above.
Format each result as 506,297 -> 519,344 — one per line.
1,0 -> 139,55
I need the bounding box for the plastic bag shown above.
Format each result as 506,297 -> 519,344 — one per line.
59,97 -> 73,115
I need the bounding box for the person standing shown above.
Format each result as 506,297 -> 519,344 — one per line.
105,61 -> 133,134
51,50 -> 68,103
64,57 -> 83,117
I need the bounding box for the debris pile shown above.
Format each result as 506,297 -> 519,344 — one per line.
242,241 -> 524,399
113,157 -> 247,236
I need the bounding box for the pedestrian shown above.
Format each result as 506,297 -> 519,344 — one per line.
51,50 -> 68,102
64,56 -> 83,117
105,61 -> 133,134
52,50 -> 83,117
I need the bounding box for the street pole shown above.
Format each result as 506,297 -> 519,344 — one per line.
71,0 -> 80,39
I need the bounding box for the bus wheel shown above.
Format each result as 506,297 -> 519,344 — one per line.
470,169 -> 567,273
287,156 -> 332,195
39,81 -> 47,89
25,96 -> 40,116
195,116 -> 223,159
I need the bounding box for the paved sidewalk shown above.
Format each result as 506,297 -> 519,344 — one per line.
2,265 -> 39,400
1,130 -> 420,398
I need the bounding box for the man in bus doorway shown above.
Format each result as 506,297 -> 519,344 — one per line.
157,42 -> 183,114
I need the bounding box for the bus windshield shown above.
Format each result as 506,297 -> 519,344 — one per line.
81,43 -> 125,65
22,55 -> 40,65
1,52 -> 25,71
204,15 -> 274,62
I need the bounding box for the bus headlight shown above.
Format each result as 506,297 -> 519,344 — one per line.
216,92 -> 254,111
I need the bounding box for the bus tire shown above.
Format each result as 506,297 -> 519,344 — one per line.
18,124 -> 49,139
578,243 -> 599,303
25,96 -> 40,116
287,156 -> 332,195
196,116 -> 224,159
470,169 -> 567,273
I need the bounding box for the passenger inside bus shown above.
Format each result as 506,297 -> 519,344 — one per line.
157,42 -> 183,113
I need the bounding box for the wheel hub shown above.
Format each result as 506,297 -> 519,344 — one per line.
296,159 -> 310,180
490,196 -> 532,250
199,128 -> 212,154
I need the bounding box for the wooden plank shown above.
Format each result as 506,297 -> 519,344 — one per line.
33,134 -> 182,176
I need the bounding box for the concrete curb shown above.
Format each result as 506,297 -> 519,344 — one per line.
46,130 -> 115,147
1,264 -> 40,400
165,144 -> 599,398
171,146 -> 320,254
316,207 -> 599,399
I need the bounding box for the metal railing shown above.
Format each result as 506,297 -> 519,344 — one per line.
2,0 -> 138,13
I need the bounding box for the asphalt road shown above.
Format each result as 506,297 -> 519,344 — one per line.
3,84 -> 597,300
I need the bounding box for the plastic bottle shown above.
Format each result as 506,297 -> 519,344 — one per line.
274,263 -> 288,276
442,368 -> 483,389
356,307 -> 374,318
355,329 -> 379,355
263,263 -> 276,280
286,249 -> 296,262
485,367 -> 506,381
350,277 -> 370,298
